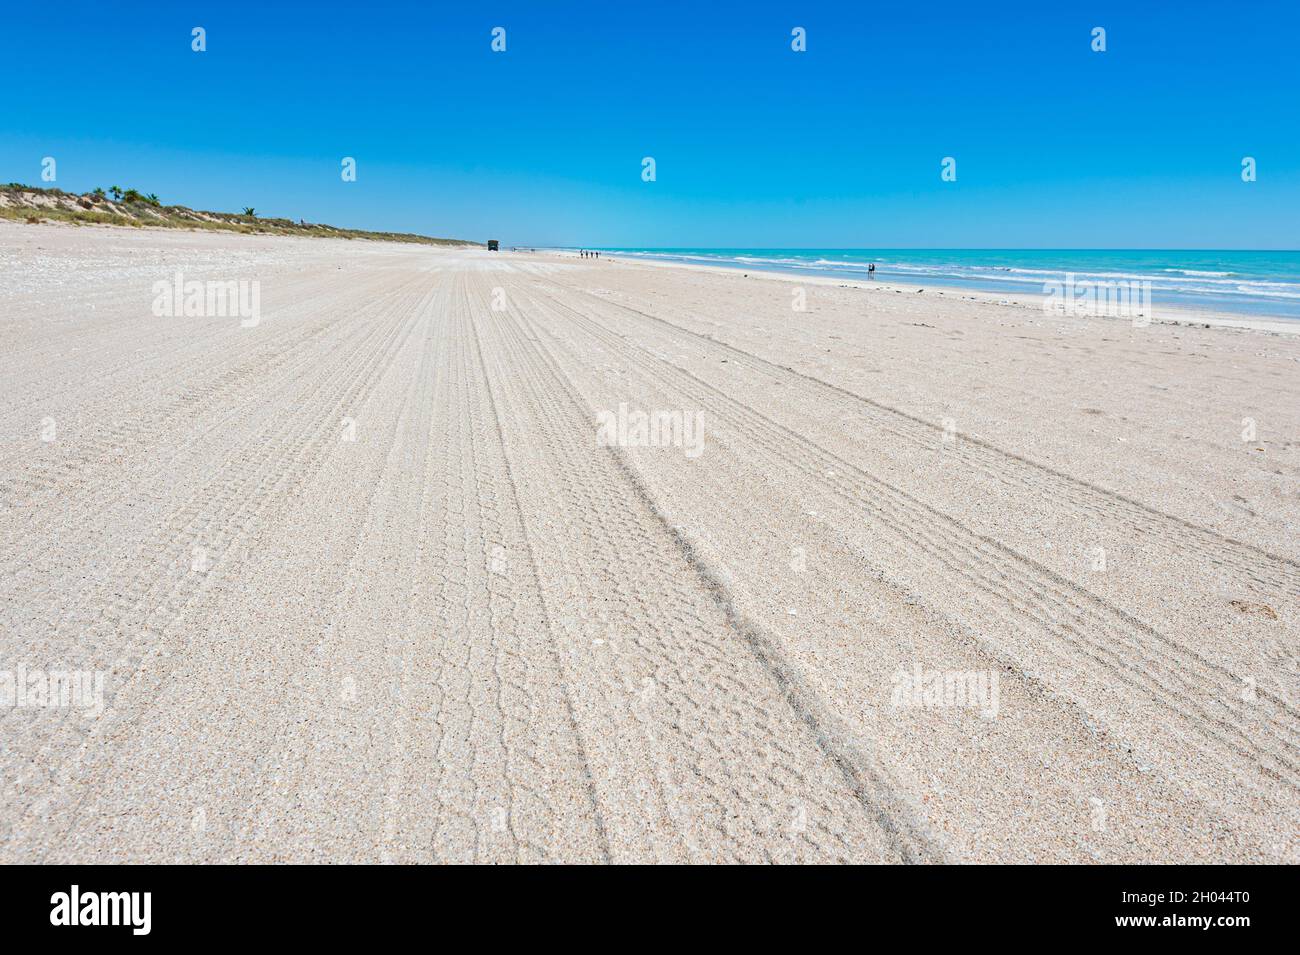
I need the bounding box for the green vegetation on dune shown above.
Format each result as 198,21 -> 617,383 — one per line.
0,184 -> 480,246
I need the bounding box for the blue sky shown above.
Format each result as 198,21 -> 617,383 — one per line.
3,0 -> 1297,247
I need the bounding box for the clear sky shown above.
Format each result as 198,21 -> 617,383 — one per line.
3,0 -> 1296,248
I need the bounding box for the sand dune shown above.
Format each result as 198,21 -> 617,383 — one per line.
1,223 -> 1297,863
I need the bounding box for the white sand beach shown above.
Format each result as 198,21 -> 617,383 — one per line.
2,221 -> 1297,863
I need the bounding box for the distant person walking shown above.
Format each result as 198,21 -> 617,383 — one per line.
868,263 -> 875,279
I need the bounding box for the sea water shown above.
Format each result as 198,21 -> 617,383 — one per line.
590,249 -> 1300,320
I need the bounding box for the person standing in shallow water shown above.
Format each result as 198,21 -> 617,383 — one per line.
869,263 -> 875,279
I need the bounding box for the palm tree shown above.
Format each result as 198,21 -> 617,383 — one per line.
242,207 -> 256,217
109,186 -> 122,201
146,193 -> 160,205
92,187 -> 106,199
122,188 -> 143,203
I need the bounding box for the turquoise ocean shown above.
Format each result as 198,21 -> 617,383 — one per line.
592,249 -> 1300,320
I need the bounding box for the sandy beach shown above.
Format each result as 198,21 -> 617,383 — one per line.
2,221 -> 1297,863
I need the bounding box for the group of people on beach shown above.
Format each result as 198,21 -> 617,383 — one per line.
580,249 -> 600,259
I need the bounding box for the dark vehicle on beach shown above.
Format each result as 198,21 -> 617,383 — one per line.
487,239 -> 499,251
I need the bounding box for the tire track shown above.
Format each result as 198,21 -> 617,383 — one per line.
471,274 -> 936,863
1,273 -> 429,857
514,282 -> 1300,810
547,276 -> 1300,598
